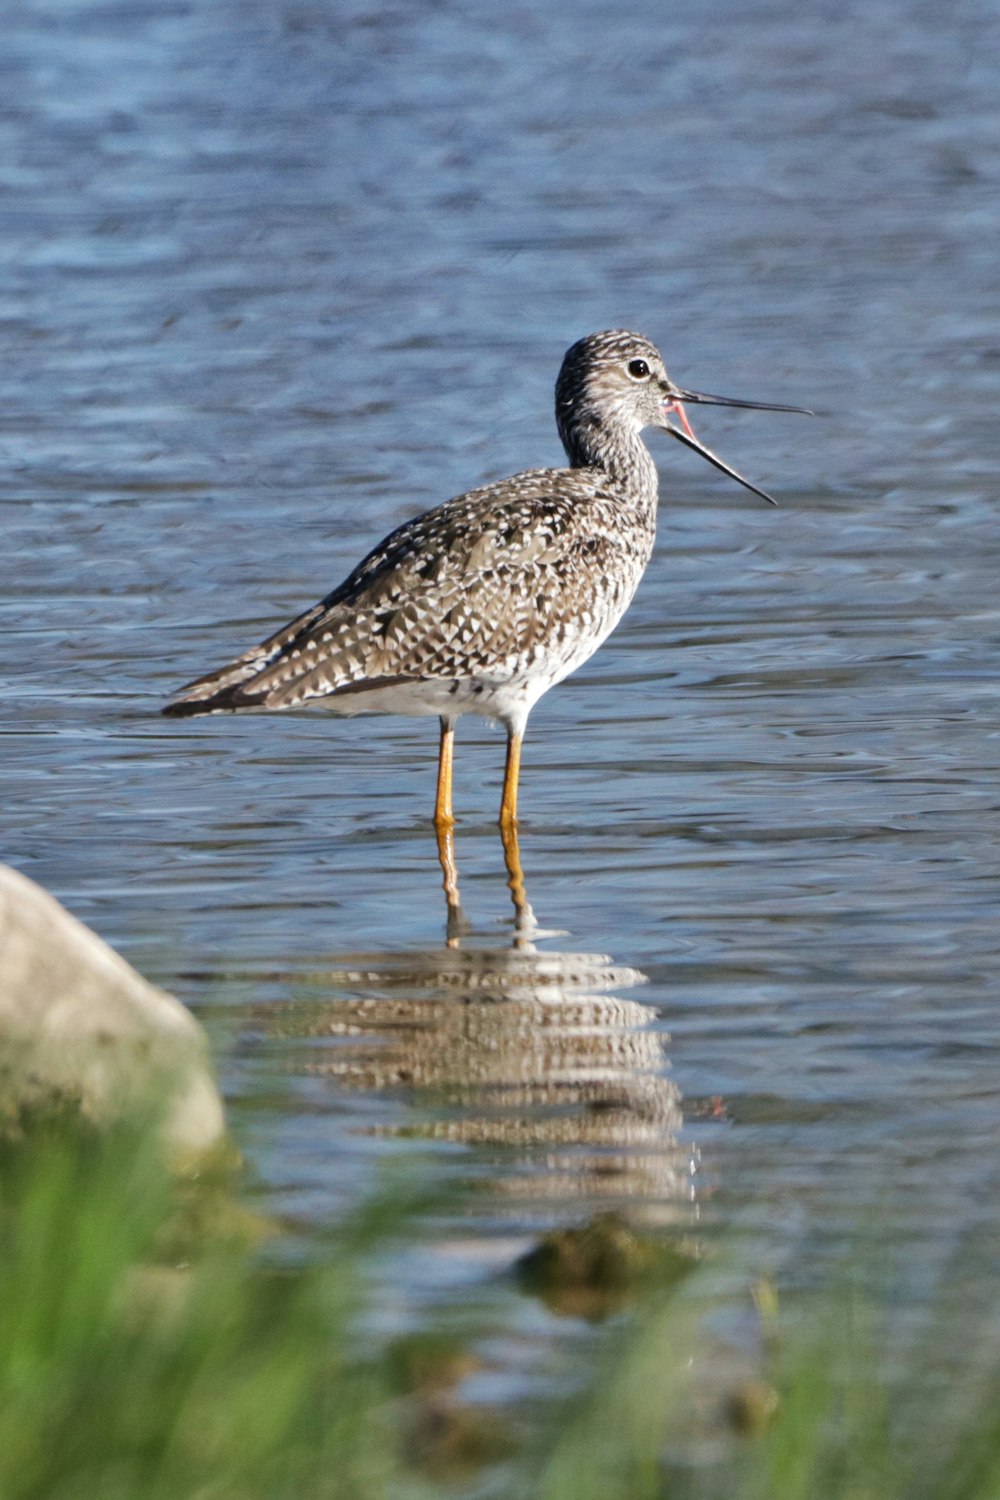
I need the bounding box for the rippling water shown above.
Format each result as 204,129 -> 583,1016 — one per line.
3,0 -> 1000,1433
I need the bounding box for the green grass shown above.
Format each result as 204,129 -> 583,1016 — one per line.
3,1106 -> 1000,1500
0,1114 -> 395,1500
532,1259 -> 1000,1500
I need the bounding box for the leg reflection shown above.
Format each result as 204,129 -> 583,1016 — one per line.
433,813 -> 536,944
500,815 -> 536,939
434,819 -> 467,947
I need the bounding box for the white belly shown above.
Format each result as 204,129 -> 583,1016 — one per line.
313,675 -> 542,730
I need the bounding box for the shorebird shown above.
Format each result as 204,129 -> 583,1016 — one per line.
163,330 -> 807,916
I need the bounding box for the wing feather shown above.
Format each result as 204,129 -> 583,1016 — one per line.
163,467 -> 640,717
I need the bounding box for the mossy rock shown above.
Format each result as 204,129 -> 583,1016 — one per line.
516,1212 -> 695,1319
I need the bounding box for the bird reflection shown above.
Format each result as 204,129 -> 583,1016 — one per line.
266,937 -> 690,1213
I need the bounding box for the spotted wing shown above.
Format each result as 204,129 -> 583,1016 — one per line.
163,469 -> 633,715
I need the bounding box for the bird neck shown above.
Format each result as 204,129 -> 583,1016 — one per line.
559,414 -> 659,507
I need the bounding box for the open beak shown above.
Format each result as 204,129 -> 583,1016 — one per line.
661,385 -> 812,507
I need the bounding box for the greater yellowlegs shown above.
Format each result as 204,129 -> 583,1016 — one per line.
164,330 -> 807,912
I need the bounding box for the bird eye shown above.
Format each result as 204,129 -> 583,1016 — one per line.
627,358 -> 650,380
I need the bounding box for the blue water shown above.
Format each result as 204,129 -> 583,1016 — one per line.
3,0 -> 1000,1436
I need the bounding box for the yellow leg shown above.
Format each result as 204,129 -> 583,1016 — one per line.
499,730 -> 522,829
434,717 -> 455,829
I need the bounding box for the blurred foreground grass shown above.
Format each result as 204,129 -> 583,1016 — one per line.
0,1114 -> 395,1500
2,1107 -> 1000,1500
